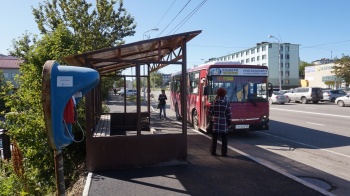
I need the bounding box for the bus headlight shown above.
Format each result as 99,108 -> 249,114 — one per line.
260,115 -> 269,123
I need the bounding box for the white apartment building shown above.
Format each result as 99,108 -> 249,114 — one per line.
208,42 -> 300,90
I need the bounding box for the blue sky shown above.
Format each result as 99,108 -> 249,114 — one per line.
1,0 -> 350,74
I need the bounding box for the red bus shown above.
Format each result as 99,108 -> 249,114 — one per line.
169,61 -> 273,132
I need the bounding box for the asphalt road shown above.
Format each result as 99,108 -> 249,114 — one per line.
225,101 -> 350,196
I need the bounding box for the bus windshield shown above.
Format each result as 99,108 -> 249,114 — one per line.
208,76 -> 268,103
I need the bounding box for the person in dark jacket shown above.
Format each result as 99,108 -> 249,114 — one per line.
208,87 -> 232,156
158,89 -> 167,119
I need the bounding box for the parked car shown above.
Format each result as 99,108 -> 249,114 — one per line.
121,89 -> 137,96
280,89 -> 293,102
269,92 -> 288,104
116,89 -> 125,95
284,87 -> 323,104
272,88 -> 281,93
335,95 -> 350,107
321,89 -> 347,102
337,87 -> 350,95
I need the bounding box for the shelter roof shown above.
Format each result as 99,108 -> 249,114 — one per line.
62,30 -> 201,75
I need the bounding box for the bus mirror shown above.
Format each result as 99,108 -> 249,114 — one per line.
203,86 -> 209,95
268,83 -> 273,97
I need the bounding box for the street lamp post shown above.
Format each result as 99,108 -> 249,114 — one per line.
268,35 -> 282,90
143,28 -> 159,40
143,28 -> 159,101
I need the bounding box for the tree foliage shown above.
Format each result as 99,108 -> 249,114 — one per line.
299,60 -> 312,79
32,0 -> 136,51
333,55 -> 350,86
1,0 -> 136,194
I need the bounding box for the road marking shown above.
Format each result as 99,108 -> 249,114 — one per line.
306,122 -> 325,126
258,132 -> 350,159
305,107 -> 316,109
271,108 -> 350,118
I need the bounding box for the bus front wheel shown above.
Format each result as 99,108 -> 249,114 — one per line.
192,110 -> 199,130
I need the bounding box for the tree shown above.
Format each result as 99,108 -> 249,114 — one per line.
1,0 -> 136,194
333,55 -> 350,86
299,60 -> 312,79
32,0 -> 136,51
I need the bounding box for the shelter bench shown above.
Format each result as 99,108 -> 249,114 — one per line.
93,114 -> 111,137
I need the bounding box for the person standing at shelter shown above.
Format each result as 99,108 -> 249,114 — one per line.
209,87 -> 232,157
158,89 -> 167,119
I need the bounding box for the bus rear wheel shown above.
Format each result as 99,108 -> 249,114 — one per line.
192,110 -> 199,130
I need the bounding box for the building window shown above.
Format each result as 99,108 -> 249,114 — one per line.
241,60 -> 244,64
4,73 -> 9,79
246,51 -> 249,55
285,71 -> 290,76
246,59 -> 250,63
285,54 -> 289,59
285,79 -> 289,84
251,57 -> 255,62
281,63 -> 283,68
262,55 -> 266,60
262,46 -> 266,51
280,54 -> 283,59
281,79 -> 284,85
286,63 -> 290,68
257,47 -> 260,52
236,54 -> 239,58
285,46 -> 289,51
280,71 -> 283,76
280,45 -> 283,51
257,56 -> 260,61
251,49 -> 255,54
241,52 -> 243,57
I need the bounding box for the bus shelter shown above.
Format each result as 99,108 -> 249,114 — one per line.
62,30 -> 201,171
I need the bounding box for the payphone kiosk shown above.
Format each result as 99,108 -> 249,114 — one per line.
42,60 -> 99,194
42,60 -> 100,151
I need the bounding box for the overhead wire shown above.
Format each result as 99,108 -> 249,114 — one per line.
168,0 -> 207,35
154,0 -> 177,28
156,0 -> 192,37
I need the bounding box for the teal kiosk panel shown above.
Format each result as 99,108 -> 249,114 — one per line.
42,60 -> 100,152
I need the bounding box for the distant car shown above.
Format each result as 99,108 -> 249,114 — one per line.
121,89 -> 137,96
272,88 -> 281,93
269,92 -> 288,104
337,87 -> 350,95
321,89 -> 347,102
335,95 -> 350,107
284,87 -> 323,104
280,90 -> 293,102
116,89 -> 125,95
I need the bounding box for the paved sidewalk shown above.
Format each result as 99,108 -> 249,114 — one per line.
83,92 -> 332,195
84,129 -> 330,195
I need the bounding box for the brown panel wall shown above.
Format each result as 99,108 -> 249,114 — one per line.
86,134 -> 187,171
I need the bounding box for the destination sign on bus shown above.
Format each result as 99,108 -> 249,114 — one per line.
217,76 -> 234,81
209,68 -> 268,76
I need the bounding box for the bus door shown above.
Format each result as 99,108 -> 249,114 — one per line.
199,77 -> 207,129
